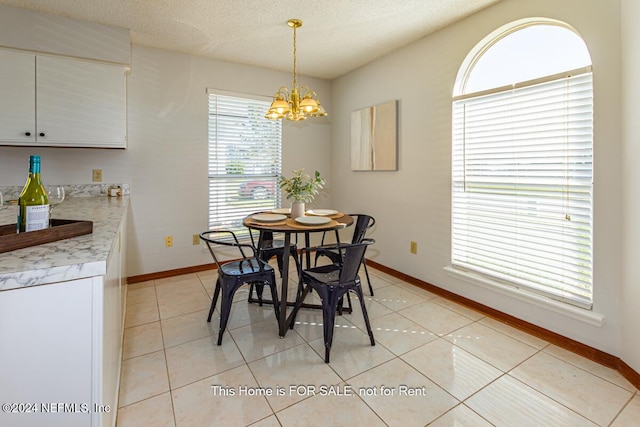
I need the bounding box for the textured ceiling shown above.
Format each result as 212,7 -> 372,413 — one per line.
0,0 -> 502,79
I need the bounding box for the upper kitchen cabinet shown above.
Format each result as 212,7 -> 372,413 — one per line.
38,56 -> 127,148
0,50 -> 35,143
0,51 -> 128,148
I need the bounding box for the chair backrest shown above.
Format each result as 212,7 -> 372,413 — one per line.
339,239 -> 375,283
249,229 -> 275,247
349,214 -> 375,244
199,230 -> 257,271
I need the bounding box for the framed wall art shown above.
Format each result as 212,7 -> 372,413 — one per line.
351,100 -> 398,171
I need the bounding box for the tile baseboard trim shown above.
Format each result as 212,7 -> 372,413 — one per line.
365,259 -> 640,390
127,263 -> 216,283
619,360 -> 640,390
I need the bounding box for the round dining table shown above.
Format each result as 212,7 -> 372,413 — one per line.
243,212 -> 354,337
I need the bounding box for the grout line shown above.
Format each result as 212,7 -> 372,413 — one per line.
504,371 -> 605,426
539,349 -> 637,393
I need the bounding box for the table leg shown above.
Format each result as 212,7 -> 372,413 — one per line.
304,232 -> 311,268
278,232 -> 292,337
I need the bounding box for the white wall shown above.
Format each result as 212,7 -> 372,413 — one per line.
125,46 -> 331,275
0,43 -> 332,277
330,0 -> 624,355
621,0 -> 640,373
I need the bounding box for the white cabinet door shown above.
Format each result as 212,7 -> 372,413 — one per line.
0,50 -> 36,143
0,278 -> 94,427
37,56 -> 127,148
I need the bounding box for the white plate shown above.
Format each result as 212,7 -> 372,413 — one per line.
306,209 -> 338,216
271,208 -> 291,214
295,216 -> 331,225
252,213 -> 287,222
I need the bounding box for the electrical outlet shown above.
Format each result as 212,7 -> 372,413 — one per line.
410,241 -> 418,254
165,236 -> 173,247
192,234 -> 200,245
92,169 -> 103,182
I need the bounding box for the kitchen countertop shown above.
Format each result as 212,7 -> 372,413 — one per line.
0,196 -> 128,292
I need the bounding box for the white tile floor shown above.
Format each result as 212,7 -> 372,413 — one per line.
116,263 -> 640,427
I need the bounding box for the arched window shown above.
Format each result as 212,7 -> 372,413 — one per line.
451,19 -> 593,308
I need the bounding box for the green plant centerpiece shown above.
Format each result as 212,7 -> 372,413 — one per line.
278,169 -> 325,218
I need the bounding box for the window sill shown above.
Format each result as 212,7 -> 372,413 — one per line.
443,266 -> 605,327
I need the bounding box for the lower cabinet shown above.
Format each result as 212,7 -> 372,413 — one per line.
0,229 -> 125,427
99,226 -> 124,427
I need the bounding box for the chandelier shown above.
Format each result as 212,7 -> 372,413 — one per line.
265,19 -> 327,121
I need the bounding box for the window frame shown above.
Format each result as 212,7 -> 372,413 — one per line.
450,21 -> 594,309
207,89 -> 282,237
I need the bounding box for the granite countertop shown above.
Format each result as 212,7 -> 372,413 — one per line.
0,196 -> 128,292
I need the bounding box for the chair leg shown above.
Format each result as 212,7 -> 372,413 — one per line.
336,292 -> 353,316
322,297 -> 338,363
207,279 -> 222,322
346,292 -> 353,313
248,283 -> 255,304
289,282 -> 308,330
216,287 -> 235,345
321,288 -> 345,363
292,250 -> 301,276
248,282 -> 266,306
363,260 -> 374,296
275,254 -> 285,276
255,282 -> 265,306
354,287 -> 375,346
267,277 -> 280,322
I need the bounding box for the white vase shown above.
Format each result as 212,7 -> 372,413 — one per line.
291,201 -> 305,219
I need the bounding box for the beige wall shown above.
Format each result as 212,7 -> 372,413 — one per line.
621,0 -> 640,373
330,0 -> 625,356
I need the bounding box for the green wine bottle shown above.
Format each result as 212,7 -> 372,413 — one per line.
18,155 -> 49,232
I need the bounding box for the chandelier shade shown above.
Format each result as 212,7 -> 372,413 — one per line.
265,19 -> 327,121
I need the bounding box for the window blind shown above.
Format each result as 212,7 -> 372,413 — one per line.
451,71 -> 593,308
208,92 -> 282,235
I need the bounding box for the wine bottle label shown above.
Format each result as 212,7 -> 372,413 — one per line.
25,204 -> 50,232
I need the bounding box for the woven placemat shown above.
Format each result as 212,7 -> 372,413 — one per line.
285,218 -> 339,229
245,218 -> 288,227
306,211 -> 344,220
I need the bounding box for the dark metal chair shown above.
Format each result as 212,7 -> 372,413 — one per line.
291,239 -> 376,363
248,230 -> 300,305
200,230 -> 280,345
314,214 -> 375,296
250,230 -> 300,276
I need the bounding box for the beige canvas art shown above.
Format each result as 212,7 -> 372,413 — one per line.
351,100 -> 398,171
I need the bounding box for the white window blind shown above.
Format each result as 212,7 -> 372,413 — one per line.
208,92 -> 282,235
451,70 -> 593,308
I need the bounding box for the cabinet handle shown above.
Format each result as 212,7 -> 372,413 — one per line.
25,132 -> 31,136
39,132 -> 45,137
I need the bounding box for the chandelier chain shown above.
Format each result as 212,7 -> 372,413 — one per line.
292,24 -> 297,88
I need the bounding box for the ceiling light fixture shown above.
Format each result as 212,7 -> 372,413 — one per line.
265,19 -> 327,121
